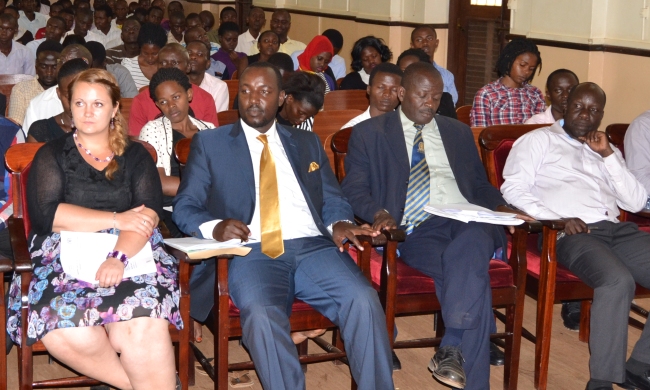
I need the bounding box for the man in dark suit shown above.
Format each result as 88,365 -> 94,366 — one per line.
341,62 -> 526,390
172,62 -> 394,390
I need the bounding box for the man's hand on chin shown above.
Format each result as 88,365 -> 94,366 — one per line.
332,222 -> 379,252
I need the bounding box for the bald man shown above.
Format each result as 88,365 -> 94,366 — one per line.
502,83 -> 650,390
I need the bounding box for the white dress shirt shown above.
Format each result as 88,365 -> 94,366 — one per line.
235,29 -> 258,56
199,120 -> 321,240
199,73 -> 229,113
0,41 -> 35,76
23,86 -> 62,134
501,121 -> 647,223
624,110 -> 650,194
341,107 -> 370,129
524,106 -> 556,124
18,10 -> 48,36
91,24 -> 123,49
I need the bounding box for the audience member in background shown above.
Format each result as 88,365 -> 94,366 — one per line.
339,36 -> 391,91
471,38 -> 545,127
36,0 -> 48,15
60,32 -> 85,46
297,35 -> 335,93
138,67 -> 215,237
199,10 -> 217,43
290,28 -> 345,81
235,6 -> 264,55
128,1 -> 139,15
86,41 -> 137,98
276,71 -> 325,132
18,0 -> 47,37
26,15 -> 65,56
8,68 -> 182,390
65,8 -> 101,42
145,6 -> 162,26
231,51 -> 295,110
186,40 -> 228,112
340,62 -> 402,129
0,13 -> 35,74
219,5 -> 236,25
525,68 -> 579,124
166,10 -> 184,44
211,21 -> 246,80
114,0 -> 127,27
251,9 -> 304,56
159,0 -> 181,31
396,48 -> 456,119
23,43 -> 92,132
73,0 -> 91,14
502,82 -> 650,390
121,22 -> 166,89
59,7 -> 72,30
128,43 -> 218,135
26,57 -> 87,141
624,110 -> 650,208
410,25 -> 458,106
33,0 -> 59,38
137,0 -> 149,9
184,25 -> 217,54
4,6 -> 33,45
60,0 -> 72,10
132,7 -> 146,24
246,29 -> 277,65
105,18 -> 139,64
8,40 -> 60,125
185,12 -> 200,29
150,0 -> 164,11
91,5 -> 122,48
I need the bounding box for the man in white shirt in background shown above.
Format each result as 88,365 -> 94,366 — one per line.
186,40 -> 228,112
341,63 -> 402,129
91,5 -> 122,49
64,8 -> 101,43
249,9 -> 305,56
624,110 -> 650,211
525,68 -> 579,125
235,6 -> 265,55
26,16 -> 66,57
502,82 -> 650,390
18,0 -> 48,37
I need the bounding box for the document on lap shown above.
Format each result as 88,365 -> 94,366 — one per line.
163,237 -> 255,259
424,203 -> 525,226
60,231 -> 157,285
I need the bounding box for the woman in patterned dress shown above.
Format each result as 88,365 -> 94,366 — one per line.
7,68 -> 182,389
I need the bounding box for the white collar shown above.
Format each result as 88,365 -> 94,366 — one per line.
241,119 -> 279,143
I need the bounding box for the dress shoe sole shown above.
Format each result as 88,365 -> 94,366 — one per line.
428,358 -> 465,389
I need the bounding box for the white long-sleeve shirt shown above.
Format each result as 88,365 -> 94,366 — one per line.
623,110 -> 650,194
501,121 -> 647,223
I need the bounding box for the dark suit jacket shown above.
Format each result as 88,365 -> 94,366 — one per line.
341,110 -> 506,243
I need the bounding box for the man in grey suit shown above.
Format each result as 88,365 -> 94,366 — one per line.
172,62 -> 394,390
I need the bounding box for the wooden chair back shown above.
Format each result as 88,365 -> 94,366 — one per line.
5,143 -> 42,226
175,138 -> 191,169
217,109 -> 239,126
120,98 -> 133,127
312,110 -> 363,172
456,105 -> 472,126
606,123 -> 629,157
323,90 -> 368,111
330,127 -> 352,183
225,80 -> 238,109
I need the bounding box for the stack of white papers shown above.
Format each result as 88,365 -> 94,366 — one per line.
60,231 -> 157,285
424,203 -> 525,226
163,237 -> 254,259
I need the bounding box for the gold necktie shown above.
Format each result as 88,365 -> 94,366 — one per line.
257,134 -> 284,258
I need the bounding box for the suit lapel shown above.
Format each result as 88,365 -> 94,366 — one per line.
435,116 -> 461,178
383,111 -> 410,173
228,122 -> 256,214
277,124 -> 305,187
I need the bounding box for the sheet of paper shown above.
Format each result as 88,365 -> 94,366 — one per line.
163,237 -> 258,252
424,203 -> 525,226
60,231 -> 157,285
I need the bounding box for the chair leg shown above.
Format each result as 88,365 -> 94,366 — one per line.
578,300 -> 591,343
503,301 -> 523,390
332,329 -> 345,366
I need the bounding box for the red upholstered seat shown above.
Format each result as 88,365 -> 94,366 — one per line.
521,234 -> 581,283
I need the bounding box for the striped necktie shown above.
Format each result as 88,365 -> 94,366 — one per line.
402,123 -> 430,234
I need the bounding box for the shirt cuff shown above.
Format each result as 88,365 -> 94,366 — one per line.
327,219 -> 355,235
199,219 -> 222,239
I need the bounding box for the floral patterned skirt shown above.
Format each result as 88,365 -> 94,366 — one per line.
7,228 -> 183,346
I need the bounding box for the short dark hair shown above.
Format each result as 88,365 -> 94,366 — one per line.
167,0 -> 182,10
350,36 -> 392,72
218,21 -> 238,36
85,41 -> 106,64
410,25 -> 437,42
134,7 -> 147,19
186,39 -> 210,57
397,48 -> 429,65
169,10 -> 185,22
283,71 -> 325,110
496,38 -> 542,80
48,15 -> 66,28
258,30 -> 277,42
137,22 -> 167,48
59,7 -> 73,17
149,67 -> 191,100
94,4 -> 113,18
186,12 -> 199,21
220,6 -> 235,19
36,40 -> 63,57
146,5 -> 162,16
369,62 -> 403,86
74,7 -> 92,21
57,57 -> 89,84
267,52 -> 294,74
62,34 -> 86,47
401,61 -> 441,88
0,12 -> 16,27
241,61 -> 283,90
322,29 -> 343,50
546,68 -> 579,91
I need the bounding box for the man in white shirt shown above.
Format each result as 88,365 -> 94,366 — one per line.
341,62 -> 402,129
525,68 -> 579,125
18,0 -> 48,36
26,15 -> 66,57
186,40 -> 228,112
91,5 -> 122,49
502,82 -> 650,390
0,14 -> 35,76
64,8 -> 101,43
235,6 -> 265,55
625,110 -> 650,199
249,9 -> 305,56
172,62 -> 394,390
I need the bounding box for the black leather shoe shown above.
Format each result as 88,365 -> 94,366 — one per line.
561,301 -> 581,331
392,351 -> 402,371
490,342 -> 505,366
619,369 -> 650,390
428,346 -> 466,389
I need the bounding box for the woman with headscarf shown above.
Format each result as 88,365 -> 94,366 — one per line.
296,35 -> 335,93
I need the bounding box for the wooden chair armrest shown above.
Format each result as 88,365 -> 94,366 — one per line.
516,220 -> 543,233
8,217 -> 32,273
0,256 -> 12,273
633,210 -> 650,219
158,220 -> 171,239
539,219 -> 566,231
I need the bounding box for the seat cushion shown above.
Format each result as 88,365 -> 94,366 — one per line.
520,233 -> 581,282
